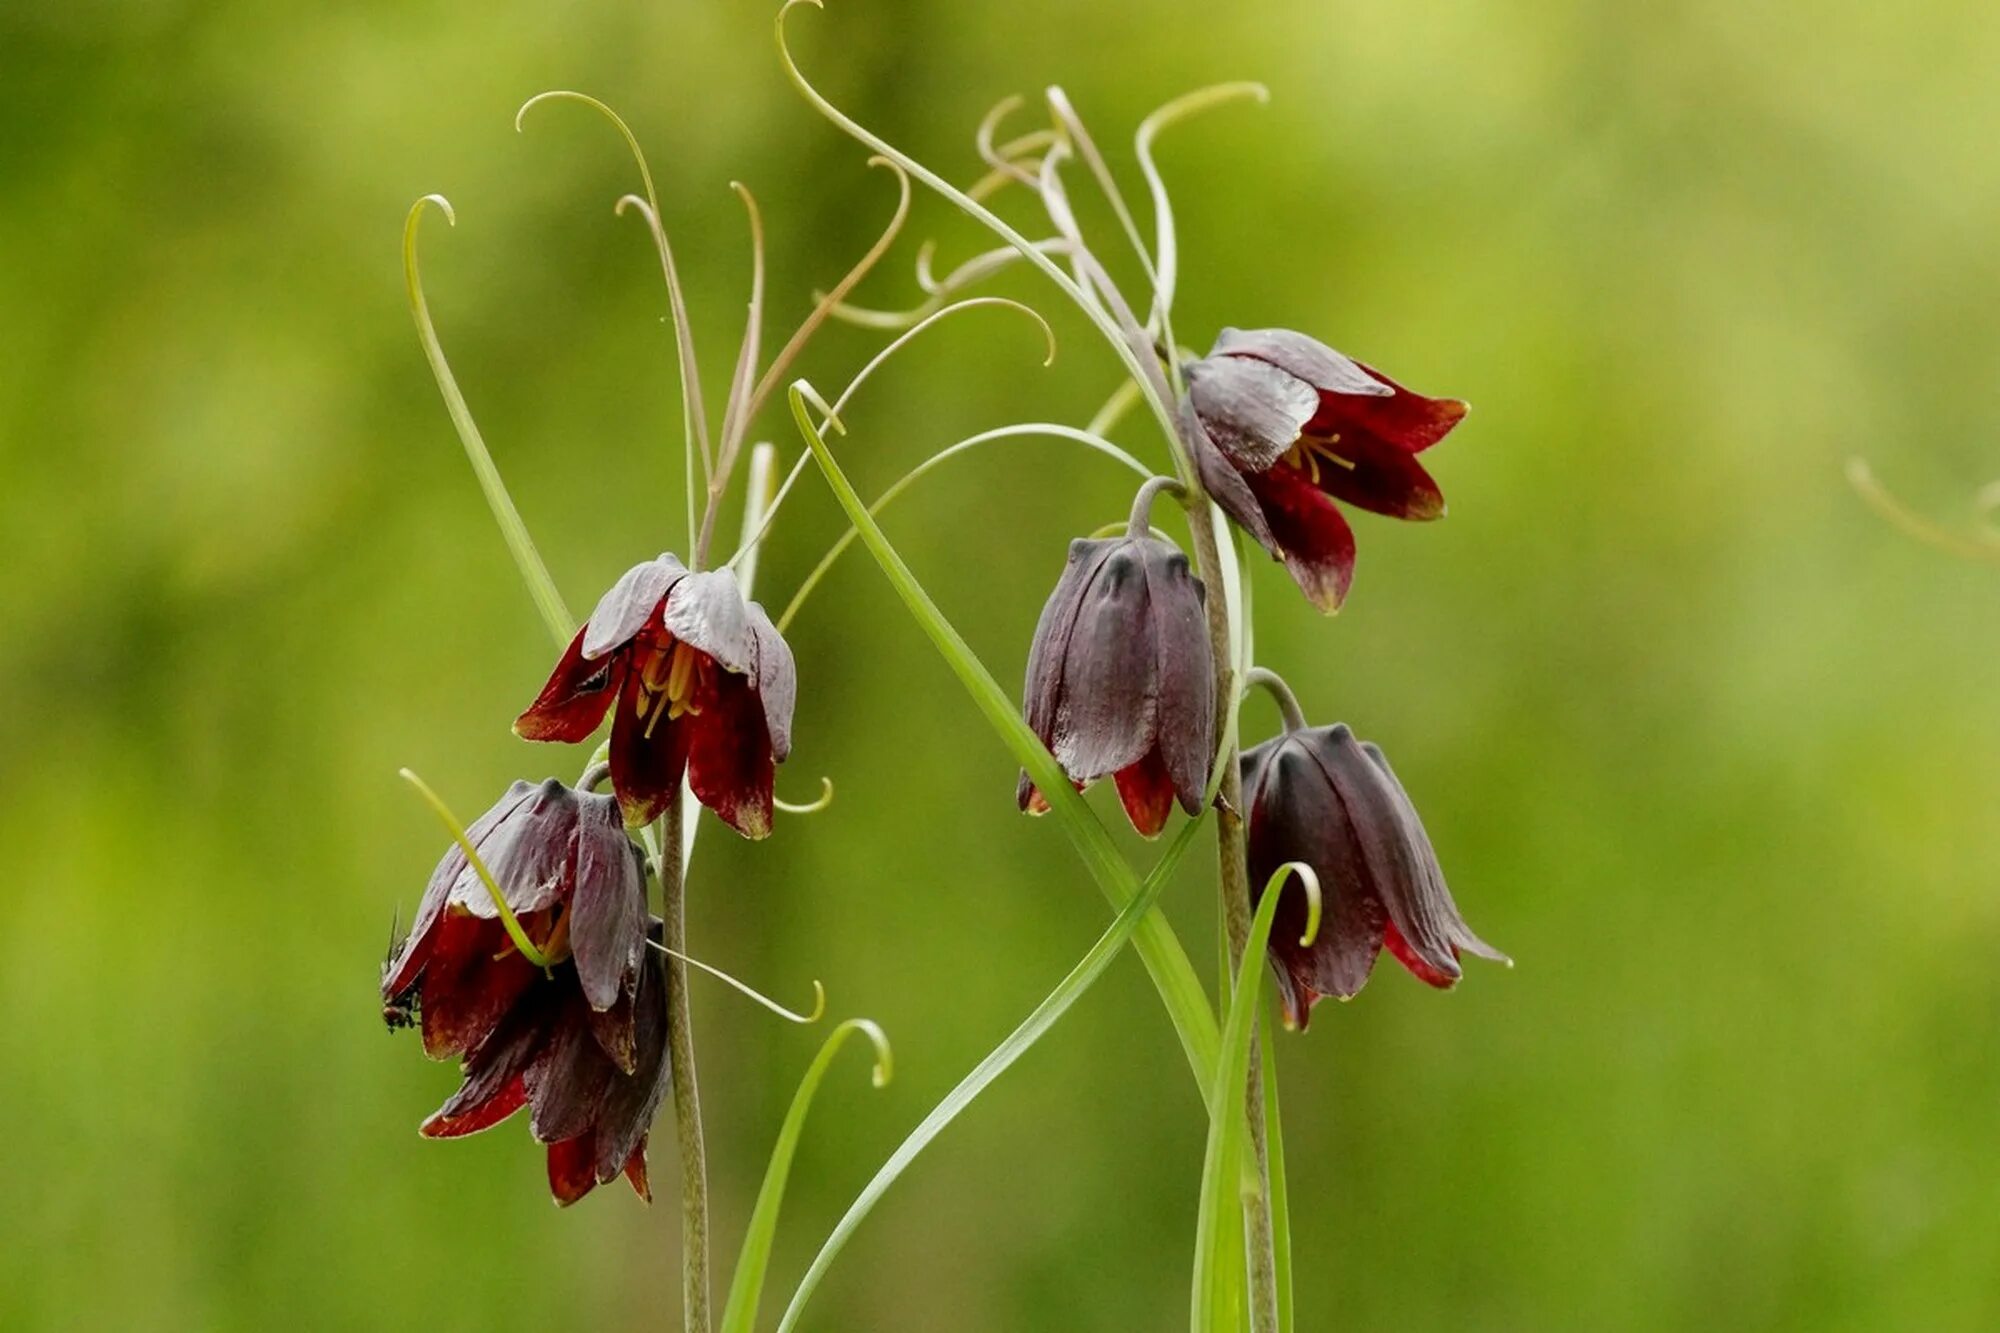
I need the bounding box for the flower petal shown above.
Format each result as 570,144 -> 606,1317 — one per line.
546,1133 -> 601,1206
686,676 -> 776,839
608,672 -> 691,828
583,554 -> 689,659
1185,354 -> 1317,472
568,792 -> 648,1015
384,780 -> 536,998
1210,327 -> 1392,400
591,949 -> 672,1188
1310,727 -> 1462,986
1320,362 -> 1466,453
1243,733 -> 1387,1022
746,601 -> 797,761
449,779 -> 579,920
622,1140 -> 653,1202
525,991 -> 616,1144
1053,540 -> 1158,783
664,569 -> 756,675
1114,749 -> 1178,838
1361,741 -> 1507,967
1242,466 -> 1356,614
1018,539 -> 1118,808
417,910 -> 543,1060
421,987 -> 554,1138
1182,399 -> 1276,553
1314,435 -> 1446,521
1140,539 -> 1214,817
515,627 -> 624,743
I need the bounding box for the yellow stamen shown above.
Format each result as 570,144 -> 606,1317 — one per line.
1282,433 -> 1356,486
665,641 -> 699,705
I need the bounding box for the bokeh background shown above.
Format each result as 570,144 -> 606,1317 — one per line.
5,0 -> 1998,1328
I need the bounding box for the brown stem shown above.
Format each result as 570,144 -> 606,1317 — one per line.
1185,508 -> 1281,1333
659,796 -> 711,1333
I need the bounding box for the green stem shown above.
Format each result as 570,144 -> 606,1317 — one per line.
1187,509 -> 1280,1333
659,795 -> 710,1333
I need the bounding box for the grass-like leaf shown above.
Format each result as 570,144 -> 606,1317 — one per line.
788,382 -> 1219,1079
776,814 -> 1206,1332
402,195 -> 573,649
720,1019 -> 892,1333
1193,861 -> 1319,1333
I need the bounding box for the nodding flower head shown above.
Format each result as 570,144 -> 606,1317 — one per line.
1183,327 -> 1467,613
421,923 -> 672,1207
1241,720 -> 1505,1027
1017,496 -> 1215,837
381,779 -> 651,1069
514,555 -> 797,838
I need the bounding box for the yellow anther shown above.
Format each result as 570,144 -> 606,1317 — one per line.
665,641 -> 700,706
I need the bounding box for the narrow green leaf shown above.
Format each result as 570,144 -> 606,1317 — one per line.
1261,1007 -> 1294,1333
719,1020 -> 892,1333
1193,862 -> 1319,1333
402,195 -> 573,649
788,384 -> 1218,1080
776,815 -> 1204,1333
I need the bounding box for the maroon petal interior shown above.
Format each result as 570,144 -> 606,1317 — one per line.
515,627 -> 623,743
609,668 -> 692,828
1242,466 -> 1358,613
1314,435 -> 1446,521
1114,748 -> 1178,839
686,674 -> 776,839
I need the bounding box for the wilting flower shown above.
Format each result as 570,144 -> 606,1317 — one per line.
421,933 -> 672,1206
514,555 -> 797,837
1017,529 -> 1214,837
381,779 -> 650,1068
1241,720 -> 1505,1027
1183,327 -> 1467,612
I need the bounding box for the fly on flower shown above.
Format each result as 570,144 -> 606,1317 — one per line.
381,778 -> 651,1066
1183,327 -> 1467,612
514,555 -> 798,837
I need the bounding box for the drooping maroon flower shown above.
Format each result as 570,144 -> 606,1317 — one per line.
421,931 -> 672,1206
380,779 -> 650,1067
1241,719 -> 1505,1027
514,555 -> 797,837
1017,516 -> 1214,838
1183,327 -> 1467,613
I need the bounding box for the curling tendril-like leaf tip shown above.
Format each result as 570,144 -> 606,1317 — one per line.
774,776 -> 835,815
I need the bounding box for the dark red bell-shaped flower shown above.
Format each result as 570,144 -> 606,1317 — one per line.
1183,327 -> 1467,613
1241,718 -> 1505,1027
1017,488 -> 1214,837
514,555 -> 797,837
381,779 -> 651,1065
421,930 -> 672,1206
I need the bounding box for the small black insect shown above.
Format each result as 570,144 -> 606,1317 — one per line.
381,909 -> 420,1032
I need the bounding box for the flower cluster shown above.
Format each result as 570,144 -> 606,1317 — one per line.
381,779 -> 671,1202
384,547 -> 798,1202
1016,329 -> 1499,1013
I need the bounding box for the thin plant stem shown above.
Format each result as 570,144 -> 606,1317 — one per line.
1187,508 -> 1280,1333
659,794 -> 710,1333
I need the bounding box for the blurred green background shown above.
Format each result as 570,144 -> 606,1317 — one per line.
5,0 -> 1998,1328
